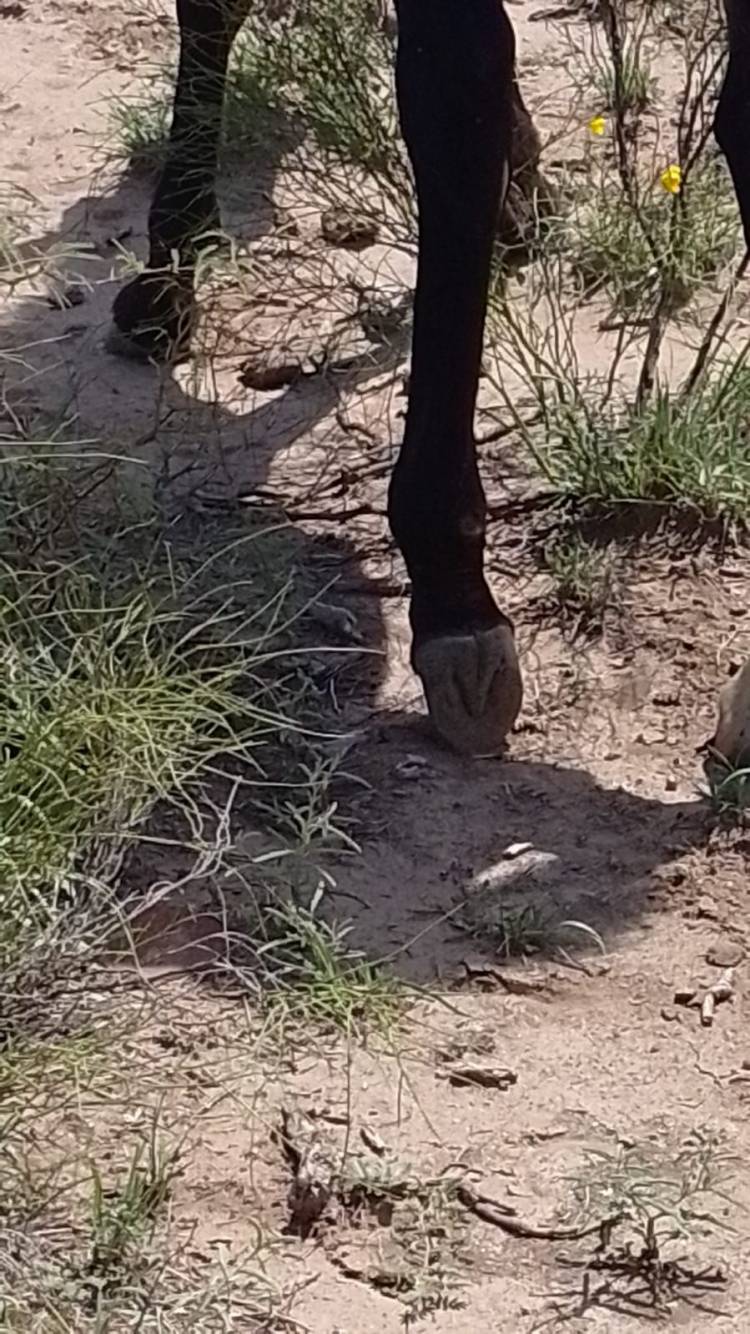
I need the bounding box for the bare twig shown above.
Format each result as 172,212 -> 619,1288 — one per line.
437,1065 -> 518,1090
700,967 -> 735,1027
457,1185 -> 622,1241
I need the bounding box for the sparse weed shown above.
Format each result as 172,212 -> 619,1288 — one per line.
545,1131 -> 734,1320
110,28 -> 288,171
273,0 -> 401,179
0,189 -> 92,296
544,533 -> 615,622
458,900 -> 552,958
705,757 -> 750,823
234,895 -> 403,1034
88,1130 -> 178,1286
571,1130 -> 735,1242
340,1159 -> 468,1324
528,361 -> 750,519
596,46 -> 653,113
569,160 -> 738,310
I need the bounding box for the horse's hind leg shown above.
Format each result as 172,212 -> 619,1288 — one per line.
110,0 -> 249,359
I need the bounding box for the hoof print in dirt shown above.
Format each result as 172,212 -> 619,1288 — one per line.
321,205 -> 379,250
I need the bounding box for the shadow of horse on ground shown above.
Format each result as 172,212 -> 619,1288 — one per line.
0,153 -> 716,989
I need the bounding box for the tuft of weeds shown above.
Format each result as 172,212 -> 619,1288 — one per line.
705,756 -> 750,825
457,879 -> 607,964
0,484 -> 315,1039
87,1130 -> 179,1292
544,532 -> 615,624
570,1130 -> 736,1242
457,899 -> 551,959
528,360 -> 750,520
110,86 -> 172,172
227,894 -> 404,1035
338,1158 -> 468,1325
595,45 -> 653,113
0,444 -> 404,1072
569,160 -> 738,310
549,1130 -> 734,1318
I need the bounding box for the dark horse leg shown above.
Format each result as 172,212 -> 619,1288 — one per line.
110,0 -> 249,359
715,0 -> 750,246
389,0 -> 522,754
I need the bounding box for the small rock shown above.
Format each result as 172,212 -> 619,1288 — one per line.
635,727 -> 666,745
660,1006 -> 681,1022
308,601 -> 361,642
665,776 -> 677,792
653,690 -> 679,707
696,894 -> 719,921
395,753 -> 431,780
493,970 -> 548,996
360,1126 -> 387,1157
438,1064 -> 517,1090
502,841 -> 534,859
47,282 -> 86,310
320,206 -> 379,249
706,939 -> 745,968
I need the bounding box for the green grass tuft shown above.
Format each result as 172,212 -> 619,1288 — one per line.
532,361 -> 750,518
569,161 -> 739,310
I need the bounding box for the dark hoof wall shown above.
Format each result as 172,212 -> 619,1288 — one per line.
108,273 -> 195,364
414,624 -> 522,757
105,324 -> 160,362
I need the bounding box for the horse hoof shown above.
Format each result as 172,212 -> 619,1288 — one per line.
707,657 -> 750,772
105,319 -> 193,365
105,323 -> 158,362
414,623 -> 522,757
108,273 -> 195,363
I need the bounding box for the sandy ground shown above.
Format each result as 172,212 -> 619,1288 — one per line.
3,0 -> 750,1329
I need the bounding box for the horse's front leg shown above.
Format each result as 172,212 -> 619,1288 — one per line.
389,0 -> 522,754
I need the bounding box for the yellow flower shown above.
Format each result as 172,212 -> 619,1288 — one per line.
588,115 -> 606,137
660,163 -> 682,194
